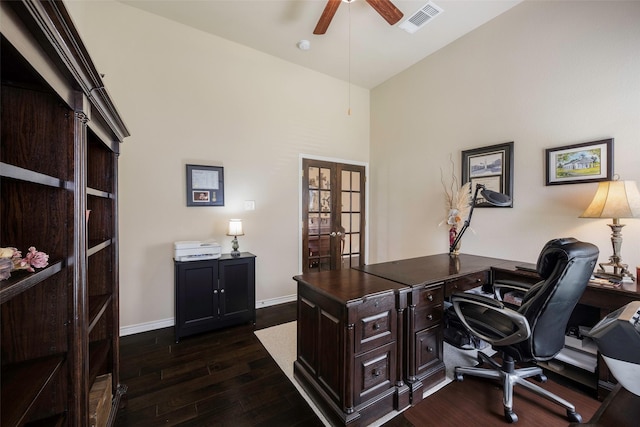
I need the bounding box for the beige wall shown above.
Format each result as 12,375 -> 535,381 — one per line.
370,1 -> 640,271
66,0 -> 370,332
67,1 -> 640,333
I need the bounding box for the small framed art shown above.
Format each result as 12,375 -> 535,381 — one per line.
545,139 -> 613,185
462,142 -> 514,207
186,164 -> 224,206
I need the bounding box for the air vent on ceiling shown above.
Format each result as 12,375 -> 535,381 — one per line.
399,1 -> 443,34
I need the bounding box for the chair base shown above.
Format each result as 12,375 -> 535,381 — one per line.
454,351 -> 582,424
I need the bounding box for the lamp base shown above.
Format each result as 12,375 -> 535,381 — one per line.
597,261 -> 635,282
601,221 -> 635,282
230,250 -> 241,257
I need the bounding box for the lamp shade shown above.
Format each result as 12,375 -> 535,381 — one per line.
580,180 -> 640,219
226,219 -> 244,236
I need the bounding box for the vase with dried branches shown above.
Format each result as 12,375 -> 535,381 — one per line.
441,163 -> 472,256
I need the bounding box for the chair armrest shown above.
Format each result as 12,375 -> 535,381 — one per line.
451,292 -> 531,347
494,280 -> 533,294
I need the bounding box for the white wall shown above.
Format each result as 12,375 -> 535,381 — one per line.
370,1 -> 640,272
66,0 -> 370,331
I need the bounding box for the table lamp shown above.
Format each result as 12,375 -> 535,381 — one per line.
226,219 -> 244,257
580,180 -> 640,281
449,183 -> 512,254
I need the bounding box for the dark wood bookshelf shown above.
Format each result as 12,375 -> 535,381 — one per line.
1,1 -> 129,425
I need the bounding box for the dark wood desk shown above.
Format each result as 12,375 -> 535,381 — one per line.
293,254 -> 640,426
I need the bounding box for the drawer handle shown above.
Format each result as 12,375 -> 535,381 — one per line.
375,300 -> 379,307
426,314 -> 433,321
373,323 -> 381,330
427,294 -> 434,302
372,369 -> 381,377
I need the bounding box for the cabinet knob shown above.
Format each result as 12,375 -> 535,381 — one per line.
372,369 -> 381,377
427,314 -> 433,321
220,289 -> 225,293
427,294 -> 434,301
213,290 -> 218,294
373,323 -> 381,330
426,346 -> 434,353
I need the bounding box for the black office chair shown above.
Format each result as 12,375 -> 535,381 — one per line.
450,238 -> 599,423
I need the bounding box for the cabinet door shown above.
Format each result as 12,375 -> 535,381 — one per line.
218,256 -> 255,322
175,260 -> 219,340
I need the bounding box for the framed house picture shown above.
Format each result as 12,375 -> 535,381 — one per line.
186,164 -> 224,206
462,142 -> 514,207
545,139 -> 613,185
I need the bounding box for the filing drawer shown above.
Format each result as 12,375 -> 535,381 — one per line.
355,293 -> 396,354
445,271 -> 488,297
354,341 -> 396,405
413,303 -> 443,331
414,325 -> 443,378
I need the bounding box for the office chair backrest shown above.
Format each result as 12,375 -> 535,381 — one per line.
513,238 -> 598,361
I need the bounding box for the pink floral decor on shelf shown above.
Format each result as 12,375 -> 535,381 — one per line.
0,246 -> 49,280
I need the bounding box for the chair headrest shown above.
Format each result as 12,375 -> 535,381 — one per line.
536,237 -> 599,279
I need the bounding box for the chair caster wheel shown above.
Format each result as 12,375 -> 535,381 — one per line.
567,411 -> 582,423
476,354 -> 484,366
504,410 -> 518,423
454,371 -> 464,382
535,373 -> 547,383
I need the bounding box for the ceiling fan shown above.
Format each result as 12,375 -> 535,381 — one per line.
314,0 -> 404,35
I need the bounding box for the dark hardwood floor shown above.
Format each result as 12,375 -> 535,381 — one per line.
115,302 -> 600,426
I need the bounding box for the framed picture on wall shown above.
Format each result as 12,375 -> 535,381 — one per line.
186,164 -> 224,206
461,142 -> 514,207
545,139 -> 613,185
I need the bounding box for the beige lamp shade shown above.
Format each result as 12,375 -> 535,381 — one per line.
580,180 -> 640,219
226,219 -> 244,236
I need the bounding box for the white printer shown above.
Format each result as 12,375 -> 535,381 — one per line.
174,240 -> 222,262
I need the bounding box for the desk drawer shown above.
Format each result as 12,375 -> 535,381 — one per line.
413,303 -> 443,331
354,341 -> 396,405
413,285 -> 444,308
415,325 -> 443,378
445,271 -> 488,297
356,293 -> 396,354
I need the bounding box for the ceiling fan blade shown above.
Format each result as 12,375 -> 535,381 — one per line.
365,0 -> 403,25
314,0 -> 342,35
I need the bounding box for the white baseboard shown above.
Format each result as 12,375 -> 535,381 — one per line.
255,294 -> 297,308
119,294 -> 297,336
119,317 -> 175,337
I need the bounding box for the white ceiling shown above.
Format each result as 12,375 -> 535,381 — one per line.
121,0 -> 522,89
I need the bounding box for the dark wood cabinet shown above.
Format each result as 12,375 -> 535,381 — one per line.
1,1 -> 129,426
174,253 -> 256,342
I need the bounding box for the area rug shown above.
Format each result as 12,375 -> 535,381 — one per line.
254,321 -> 494,426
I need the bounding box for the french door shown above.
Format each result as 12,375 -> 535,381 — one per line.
302,158 -> 366,273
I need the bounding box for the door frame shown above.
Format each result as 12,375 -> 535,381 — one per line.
298,154 -> 369,274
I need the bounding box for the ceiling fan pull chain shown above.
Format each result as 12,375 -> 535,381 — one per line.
348,1 -> 351,116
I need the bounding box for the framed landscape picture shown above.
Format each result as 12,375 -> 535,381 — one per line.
545,139 -> 613,185
462,142 -> 514,207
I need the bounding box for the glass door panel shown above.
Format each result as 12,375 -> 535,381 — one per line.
303,159 -> 365,273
